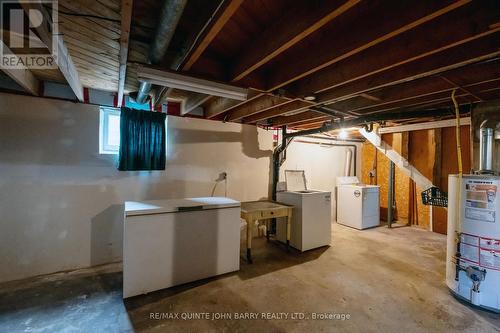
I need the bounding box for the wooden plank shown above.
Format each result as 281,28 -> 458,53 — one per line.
227,94 -> 290,121
317,34 -> 500,105
289,117 -> 330,129
20,3 -> 83,101
267,0 -> 469,91
290,1 -> 500,96
203,89 -> 262,119
231,0 -> 359,81
184,93 -> 212,115
379,118 -> 471,134
118,0 -> 133,107
243,99 -> 313,123
182,0 -> 243,71
204,96 -> 240,119
433,129 -> 443,187
59,0 -> 121,21
0,41 -> 39,95
270,111 -> 326,127
328,67 -> 500,115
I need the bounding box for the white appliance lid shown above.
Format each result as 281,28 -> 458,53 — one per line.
285,170 -> 307,191
337,176 -> 360,185
125,197 -> 240,216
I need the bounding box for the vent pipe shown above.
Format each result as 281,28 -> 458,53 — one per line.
344,149 -> 352,176
134,0 -> 188,104
479,120 -> 496,174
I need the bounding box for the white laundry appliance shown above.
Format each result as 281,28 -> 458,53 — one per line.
123,197 -> 241,298
336,177 -> 380,230
276,170 -> 332,251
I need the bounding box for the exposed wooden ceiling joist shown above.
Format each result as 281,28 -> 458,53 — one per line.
117,0 -> 133,106
226,94 -> 291,121
0,42 -> 40,96
266,0 -> 470,91
184,92 -> 211,114
270,111 -> 328,127
243,99 -> 313,124
204,96 -> 240,119
318,34 -> 500,105
289,1 -> 500,97
20,2 -> 84,101
231,0 -> 360,82
328,62 -> 500,114
182,0 -> 244,71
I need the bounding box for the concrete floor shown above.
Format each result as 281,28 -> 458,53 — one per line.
1,223 -> 499,333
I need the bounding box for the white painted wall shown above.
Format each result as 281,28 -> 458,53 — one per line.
280,137 -> 363,218
0,93 -> 273,283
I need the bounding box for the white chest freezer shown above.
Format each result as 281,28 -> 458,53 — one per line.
337,178 -> 380,230
276,170 -> 332,251
123,197 -> 241,298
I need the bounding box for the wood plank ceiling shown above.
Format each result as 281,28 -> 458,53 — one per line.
2,0 -> 499,130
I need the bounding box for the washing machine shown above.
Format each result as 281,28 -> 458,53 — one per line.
336,177 -> 380,230
276,170 -> 332,251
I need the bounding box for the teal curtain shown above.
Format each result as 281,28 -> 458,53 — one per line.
118,107 -> 166,171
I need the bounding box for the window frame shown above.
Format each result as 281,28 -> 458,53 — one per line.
99,107 -> 121,155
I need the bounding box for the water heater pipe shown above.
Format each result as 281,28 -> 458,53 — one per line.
479,120 -> 496,174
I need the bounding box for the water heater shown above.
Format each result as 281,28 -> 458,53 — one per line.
446,175 -> 500,312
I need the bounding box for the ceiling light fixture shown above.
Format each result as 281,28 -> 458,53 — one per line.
304,94 -> 316,101
338,129 -> 349,140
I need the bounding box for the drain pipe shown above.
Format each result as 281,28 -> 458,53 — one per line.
134,0 -> 188,104
272,126 -> 292,201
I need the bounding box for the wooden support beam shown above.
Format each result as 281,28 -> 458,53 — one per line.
20,2 -> 84,101
231,0 -> 359,81
204,96 -> 240,119
227,94 -> 290,121
289,117 -> 330,129
379,118 -> 471,134
182,0 -> 243,71
317,35 -> 500,105
267,0 -> 469,91
270,111 -> 326,127
203,88 -> 261,119
242,99 -> 313,123
290,1 -> 499,97
0,41 -> 39,95
433,129 -> 443,185
117,0 -> 133,107
183,92 -> 211,115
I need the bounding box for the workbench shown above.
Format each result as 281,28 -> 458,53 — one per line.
240,200 -> 294,263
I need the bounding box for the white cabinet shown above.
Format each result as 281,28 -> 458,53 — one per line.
276,190 -> 332,251
123,197 -> 241,298
276,170 -> 332,251
337,185 -> 380,230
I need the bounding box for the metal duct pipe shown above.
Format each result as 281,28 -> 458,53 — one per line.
135,0 -> 188,104
479,120 -> 496,174
344,149 -> 352,176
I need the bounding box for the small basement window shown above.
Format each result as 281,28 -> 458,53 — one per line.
99,107 -> 121,154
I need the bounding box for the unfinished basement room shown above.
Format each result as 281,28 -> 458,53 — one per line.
1,0 -> 500,332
